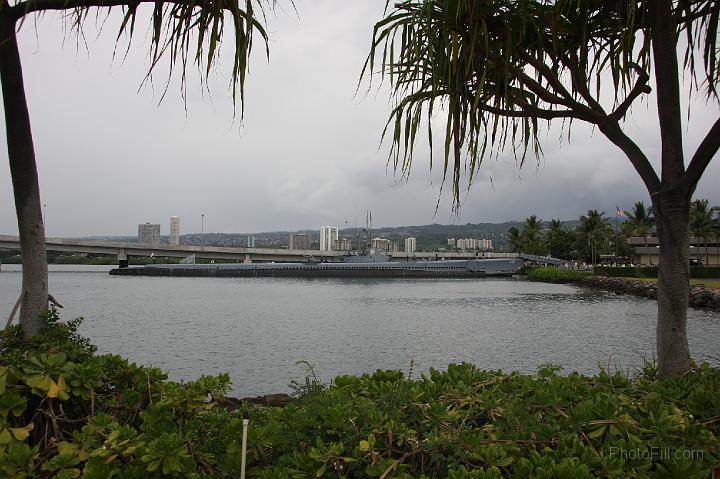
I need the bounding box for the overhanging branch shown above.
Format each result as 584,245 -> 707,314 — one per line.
513,51 -> 602,123
598,118 -> 661,194
561,52 -> 607,116
519,51 -> 575,103
512,67 -> 570,107
610,63 -> 651,121
683,116 -> 720,190
8,0 -> 246,19
483,103 -> 584,121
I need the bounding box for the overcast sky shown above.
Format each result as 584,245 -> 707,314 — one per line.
1,1 -> 718,237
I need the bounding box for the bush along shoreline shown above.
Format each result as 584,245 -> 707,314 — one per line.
526,267 -> 720,312
1,309 -> 719,478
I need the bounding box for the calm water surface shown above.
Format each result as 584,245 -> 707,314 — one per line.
1,264 -> 719,395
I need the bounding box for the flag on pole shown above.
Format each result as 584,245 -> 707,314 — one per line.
616,205 -> 626,217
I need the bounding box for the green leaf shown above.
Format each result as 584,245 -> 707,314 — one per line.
10,427 -> 30,442
587,425 -> 606,438
25,374 -> 53,392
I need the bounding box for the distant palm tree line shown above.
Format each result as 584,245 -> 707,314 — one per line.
506,200 -> 719,264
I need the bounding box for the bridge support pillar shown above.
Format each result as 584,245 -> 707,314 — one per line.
118,249 -> 128,268
243,254 -> 252,264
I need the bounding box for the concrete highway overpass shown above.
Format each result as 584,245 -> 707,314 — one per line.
0,235 -> 566,266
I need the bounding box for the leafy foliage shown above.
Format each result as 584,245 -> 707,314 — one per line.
5,0 -> 273,114
236,363 -> 720,478
594,265 -> 720,279
2,310 -> 720,477
527,267 -> 593,283
544,219 -> 577,261
0,309 -> 235,477
623,202 -> 656,238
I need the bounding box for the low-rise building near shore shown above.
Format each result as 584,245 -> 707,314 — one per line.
628,236 -> 720,266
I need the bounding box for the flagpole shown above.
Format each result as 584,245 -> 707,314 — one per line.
615,214 -> 619,259
614,205 -> 623,261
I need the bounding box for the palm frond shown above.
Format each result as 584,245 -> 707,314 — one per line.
363,0 -> 719,209
13,0 -> 274,114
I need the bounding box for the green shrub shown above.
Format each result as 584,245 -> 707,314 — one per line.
690,266 -> 720,278
593,265 -> 659,277
527,267 -> 592,283
594,266 -> 720,279
2,310 -> 719,478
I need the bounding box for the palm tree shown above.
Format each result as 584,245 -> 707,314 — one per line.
690,199 -> 714,266
579,210 -> 610,266
363,0 -> 720,377
506,227 -> 523,253
545,219 -> 574,260
625,201 -> 656,265
522,215 -> 544,255
1,0 -> 271,336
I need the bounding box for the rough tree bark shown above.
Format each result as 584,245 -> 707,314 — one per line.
0,9 -> 49,336
649,0 -> 692,377
653,192 -> 691,376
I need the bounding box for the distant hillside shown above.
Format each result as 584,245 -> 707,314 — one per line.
82,219 -> 582,252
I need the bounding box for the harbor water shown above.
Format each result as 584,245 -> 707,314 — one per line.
1,264 -> 719,395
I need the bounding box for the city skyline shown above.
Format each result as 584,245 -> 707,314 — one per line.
1,1 -> 719,238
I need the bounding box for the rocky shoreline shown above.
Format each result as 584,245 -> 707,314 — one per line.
578,276 -> 720,312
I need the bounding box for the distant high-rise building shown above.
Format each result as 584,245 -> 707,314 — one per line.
334,237 -> 352,251
447,238 -> 456,247
320,226 -> 338,251
389,241 -> 400,253
405,237 -> 416,253
371,237 -> 391,252
169,216 -> 180,246
289,233 -> 312,250
452,238 -> 494,251
247,236 -> 256,248
138,223 -> 161,245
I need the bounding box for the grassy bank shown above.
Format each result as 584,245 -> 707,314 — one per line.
527,267 -> 720,289
1,311 -> 718,478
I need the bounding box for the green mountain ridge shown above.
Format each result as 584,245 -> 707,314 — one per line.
79,220 -> 583,251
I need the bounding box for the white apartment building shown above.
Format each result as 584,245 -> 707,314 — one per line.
454,238 -> 493,251
289,233 -> 312,250
371,238 -> 391,252
320,226 -> 338,251
334,237 -> 352,251
169,216 -> 180,246
405,237 -> 417,253
138,223 -> 161,245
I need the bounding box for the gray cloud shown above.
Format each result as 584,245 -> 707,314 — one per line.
1,0 -> 718,237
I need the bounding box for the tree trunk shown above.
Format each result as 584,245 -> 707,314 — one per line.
653,192 -> 692,377
0,13 -> 48,336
